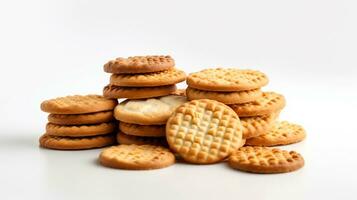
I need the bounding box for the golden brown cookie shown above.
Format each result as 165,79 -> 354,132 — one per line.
110,68 -> 186,87
114,95 -> 187,125
241,113 -> 277,139
186,87 -> 262,104
170,89 -> 186,96
166,99 -> 243,164
99,144 -> 175,170
119,122 -> 165,137
246,121 -> 306,146
41,95 -> 117,114
39,134 -> 116,150
187,68 -> 268,92
103,85 -> 177,99
230,92 -> 286,117
46,122 -> 116,137
48,111 -> 114,125
228,146 -> 304,173
116,132 -> 168,146
104,55 -> 174,74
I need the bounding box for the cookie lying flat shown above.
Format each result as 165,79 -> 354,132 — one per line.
241,114 -> 277,139
187,68 -> 268,92
114,95 -> 187,125
48,111 -> 114,125
103,85 -> 177,99
119,122 -> 165,137
110,68 -> 186,87
104,55 -> 174,74
186,87 -> 262,104
230,92 -> 285,117
46,122 -> 116,137
166,99 -> 243,164
99,144 -> 175,170
228,147 -> 304,173
116,132 -> 168,146
39,134 -> 116,150
246,121 -> 306,146
41,95 -> 117,114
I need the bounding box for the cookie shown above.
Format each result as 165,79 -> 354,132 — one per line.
166,99 -> 243,164
114,95 -> 187,125
187,68 -> 268,92
186,87 -> 262,104
246,121 -> 306,146
110,68 -> 186,87
171,89 -> 186,96
230,92 -> 285,117
241,114 -> 277,139
103,85 -> 177,99
48,111 -> 114,125
46,122 -> 116,137
116,132 -> 168,146
39,134 -> 116,150
99,144 -> 175,170
228,147 -> 304,173
104,55 -> 174,74
41,95 -> 117,114
119,122 -> 165,137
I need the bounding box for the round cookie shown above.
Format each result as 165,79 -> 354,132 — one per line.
246,121 -> 306,146
186,87 -> 262,104
48,111 -> 114,125
103,85 -> 177,99
119,122 -> 165,137
228,147 -> 304,173
241,113 -> 277,139
166,99 -> 243,164
187,68 -> 268,92
46,122 -> 116,137
41,95 -> 117,114
104,55 -> 174,74
116,132 -> 167,146
99,144 -> 175,170
39,134 -> 116,150
110,68 -> 186,87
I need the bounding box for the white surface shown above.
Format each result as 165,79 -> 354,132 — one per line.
0,0 -> 357,199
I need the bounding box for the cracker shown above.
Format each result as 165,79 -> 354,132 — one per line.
241,113 -> 277,139
116,132 -> 167,146
104,55 -> 174,74
41,95 -> 117,114
186,87 -> 262,104
228,147 -> 304,173
119,122 -> 165,137
110,68 -> 186,87
39,134 -> 116,150
230,92 -> 285,117
246,121 -> 306,146
103,85 -> 177,99
187,68 -> 268,91
48,111 -> 114,125
114,95 -> 187,125
166,99 -> 243,164
46,122 -> 116,137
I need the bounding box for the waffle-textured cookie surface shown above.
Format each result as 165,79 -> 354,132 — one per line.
99,144 -> 175,170
116,132 -> 167,146
103,85 -> 176,99
241,113 -> 277,139
48,111 -> 114,125
119,122 -> 165,137
46,122 -> 116,137
228,146 -> 304,173
166,99 -> 243,164
41,95 -> 117,114
104,55 -> 174,74
187,68 -> 268,91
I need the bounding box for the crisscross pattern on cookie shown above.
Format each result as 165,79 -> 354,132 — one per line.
241,113 -> 277,139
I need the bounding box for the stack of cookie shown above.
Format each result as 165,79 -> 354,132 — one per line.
39,95 -> 118,150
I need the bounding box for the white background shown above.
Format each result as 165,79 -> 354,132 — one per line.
0,0 -> 357,199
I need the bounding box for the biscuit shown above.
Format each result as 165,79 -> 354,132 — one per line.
110,68 -> 186,87
171,89 -> 186,96
39,134 -> 116,150
166,99 -> 243,164
246,121 -> 306,146
103,85 -> 177,99
114,95 -> 187,125
241,113 -> 277,139
104,55 -> 174,74
99,144 -> 175,170
41,95 -> 117,114
187,68 -> 268,92
186,87 -> 262,104
230,92 -> 285,117
116,132 -> 168,146
48,111 -> 114,125
228,147 -> 304,173
46,122 -> 116,137
119,122 -> 165,137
